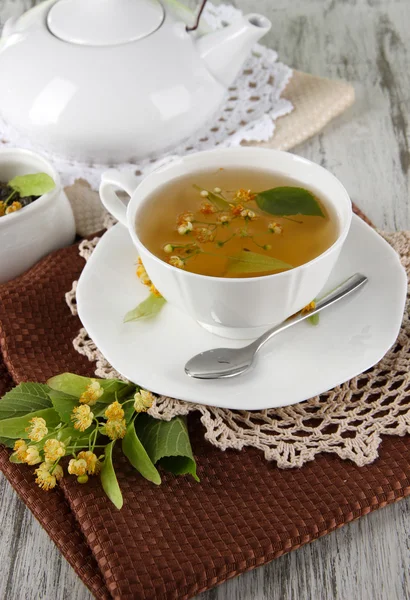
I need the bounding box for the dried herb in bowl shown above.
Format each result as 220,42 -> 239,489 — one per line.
0,173 -> 55,217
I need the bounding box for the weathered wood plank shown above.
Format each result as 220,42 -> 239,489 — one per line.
0,0 -> 409,599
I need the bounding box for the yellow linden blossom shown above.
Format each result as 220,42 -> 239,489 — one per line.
240,208 -> 257,221
301,300 -> 316,314
149,284 -> 162,298
44,439 -> 66,462
77,451 -> 101,475
105,418 -> 127,440
25,417 -> 48,442
71,405 -> 94,432
134,389 -> 155,413
68,458 -> 87,476
5,201 -> 22,214
0,201 -> 5,217
105,400 -> 124,421
200,201 -> 216,215
13,439 -> 28,461
136,258 -> 151,286
268,222 -> 283,235
35,462 -> 62,490
24,446 -> 42,465
195,226 -> 214,243
177,221 -> 193,235
217,213 -> 232,225
79,379 -> 104,406
169,256 -> 185,269
234,188 -> 255,203
230,203 -> 244,217
177,211 -> 194,225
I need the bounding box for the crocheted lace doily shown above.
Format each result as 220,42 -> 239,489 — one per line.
0,3 -> 293,190
66,230 -> 410,469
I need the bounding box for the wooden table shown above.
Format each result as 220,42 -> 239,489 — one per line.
1,0 -> 409,598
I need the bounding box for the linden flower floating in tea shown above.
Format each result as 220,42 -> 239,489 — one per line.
150,176 -> 334,278
0,375 -> 199,508
125,170 -> 336,323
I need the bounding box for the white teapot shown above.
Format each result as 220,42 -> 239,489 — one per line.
0,0 -> 271,163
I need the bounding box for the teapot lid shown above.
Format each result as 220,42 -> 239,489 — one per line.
47,0 -> 165,46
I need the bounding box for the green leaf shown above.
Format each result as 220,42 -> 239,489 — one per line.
0,383 -> 52,420
47,373 -> 133,403
135,414 -> 199,481
9,173 -> 55,197
56,426 -> 90,446
9,452 -> 24,463
49,388 -> 111,422
225,250 -> 293,275
256,187 -> 325,217
100,441 -> 123,509
193,184 -> 230,211
124,294 -> 166,323
0,408 -> 61,439
0,436 -> 16,448
48,389 -> 79,423
307,312 -> 320,326
122,422 -> 161,485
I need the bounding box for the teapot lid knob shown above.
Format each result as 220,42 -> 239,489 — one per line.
47,0 -> 164,46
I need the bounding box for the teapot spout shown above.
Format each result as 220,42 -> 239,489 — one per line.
196,14 -> 271,87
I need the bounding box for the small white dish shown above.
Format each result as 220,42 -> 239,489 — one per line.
76,214 -> 407,411
0,148 -> 75,284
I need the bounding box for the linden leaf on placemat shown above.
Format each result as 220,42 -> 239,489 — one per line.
122,422 -> 161,485
256,187 -> 325,217
0,408 -> 60,440
135,414 -> 199,481
101,441 -> 123,509
47,373 -> 133,403
0,383 -> 52,420
225,250 -> 293,275
9,173 -> 55,197
124,294 -> 166,323
48,388 -> 109,422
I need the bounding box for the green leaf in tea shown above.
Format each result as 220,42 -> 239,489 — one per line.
256,187 -> 325,217
122,422 -> 161,485
124,293 -> 166,323
225,250 -> 293,275
100,441 -> 123,509
0,408 -> 60,440
9,173 -> 55,197
135,414 -> 199,481
0,382 -> 52,420
193,184 -> 230,211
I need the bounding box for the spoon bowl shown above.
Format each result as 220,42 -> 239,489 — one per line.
185,273 -> 368,379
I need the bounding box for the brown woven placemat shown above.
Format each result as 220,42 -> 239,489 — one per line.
0,206 -> 409,600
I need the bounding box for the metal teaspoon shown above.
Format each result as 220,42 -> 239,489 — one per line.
184,273 -> 368,380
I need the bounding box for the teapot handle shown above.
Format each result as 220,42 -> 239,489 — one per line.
99,170 -> 140,227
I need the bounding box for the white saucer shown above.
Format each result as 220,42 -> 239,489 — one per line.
76,215 -> 407,410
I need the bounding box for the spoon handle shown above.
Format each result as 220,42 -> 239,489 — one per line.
250,273 -> 368,355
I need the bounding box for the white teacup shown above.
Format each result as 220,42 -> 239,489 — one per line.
100,148 -> 352,339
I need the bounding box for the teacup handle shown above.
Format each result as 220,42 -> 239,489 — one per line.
99,170 -> 141,227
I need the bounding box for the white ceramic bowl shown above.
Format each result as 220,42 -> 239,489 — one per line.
100,148 -> 352,338
0,148 -> 76,284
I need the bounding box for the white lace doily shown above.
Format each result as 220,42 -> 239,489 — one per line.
65,229 -> 410,469
0,3 -> 293,190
